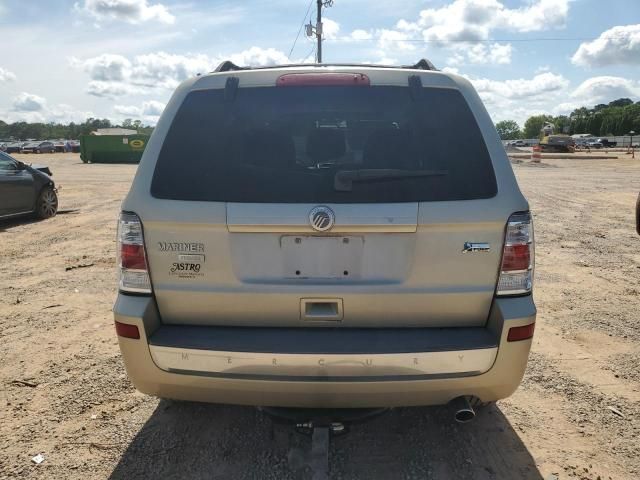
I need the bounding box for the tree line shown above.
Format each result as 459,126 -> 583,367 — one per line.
495,98 -> 640,140
0,118 -> 154,141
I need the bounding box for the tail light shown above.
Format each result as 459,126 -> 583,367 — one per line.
497,212 -> 534,296
276,73 -> 370,87
117,212 -> 151,294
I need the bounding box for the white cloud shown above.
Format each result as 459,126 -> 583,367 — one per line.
343,0 -> 564,65
49,104 -> 95,124
553,77 -> 640,115
86,80 -> 145,98
0,66 -> 16,82
4,111 -> 47,123
5,94 -> 93,123
114,105 -> 142,116
572,24 -> 640,67
397,0 -> 569,44
496,0 -> 569,33
130,52 -> 210,88
113,100 -> 165,125
376,28 -> 416,51
375,56 -> 398,65
441,66 -> 460,75
350,29 -> 372,41
445,71 -> 571,124
141,100 -> 165,116
75,47 -> 290,98
571,76 -> 640,103
78,53 -> 132,81
12,92 -> 47,112
470,72 -> 569,100
322,18 -> 340,40
448,42 -> 512,66
228,47 -> 290,68
448,70 -> 637,124
76,0 -> 175,25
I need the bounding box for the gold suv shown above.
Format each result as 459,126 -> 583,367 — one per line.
113,60 -> 536,419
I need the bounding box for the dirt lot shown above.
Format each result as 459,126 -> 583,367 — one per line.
1,152 -> 639,479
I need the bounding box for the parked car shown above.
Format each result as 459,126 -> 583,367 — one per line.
113,60 -> 536,419
53,140 -> 66,153
595,138 -> 617,148
586,139 -> 603,149
5,142 -> 26,154
68,140 -> 80,153
513,140 -> 526,147
20,141 -> 55,154
0,151 -> 58,219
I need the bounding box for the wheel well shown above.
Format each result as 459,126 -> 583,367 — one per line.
35,183 -> 56,207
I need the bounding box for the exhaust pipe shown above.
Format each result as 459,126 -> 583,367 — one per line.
450,396 -> 475,423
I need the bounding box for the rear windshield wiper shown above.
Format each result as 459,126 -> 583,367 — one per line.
334,169 -> 448,192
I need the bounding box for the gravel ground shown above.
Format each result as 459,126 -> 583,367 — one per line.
1,152 -> 639,479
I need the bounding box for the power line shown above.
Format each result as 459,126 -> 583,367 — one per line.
288,0 -> 315,60
302,42 -> 317,63
324,35 -> 632,44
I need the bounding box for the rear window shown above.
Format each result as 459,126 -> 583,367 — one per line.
151,84 -> 496,203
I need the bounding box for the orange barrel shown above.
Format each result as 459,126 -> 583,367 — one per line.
531,145 -> 542,163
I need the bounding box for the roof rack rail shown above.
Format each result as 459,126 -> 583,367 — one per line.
211,59 -> 437,73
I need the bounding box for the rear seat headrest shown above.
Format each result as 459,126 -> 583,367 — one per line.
241,128 -> 296,168
363,129 -> 417,169
306,128 -> 346,163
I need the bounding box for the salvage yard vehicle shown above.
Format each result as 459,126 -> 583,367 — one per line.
5,141 -> 27,154
113,60 -> 536,424
586,138 -> 617,149
0,151 -> 58,219
595,138 -> 617,148
53,140 -> 66,152
20,140 -> 55,154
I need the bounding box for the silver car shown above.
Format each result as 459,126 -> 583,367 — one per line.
113,60 -> 536,416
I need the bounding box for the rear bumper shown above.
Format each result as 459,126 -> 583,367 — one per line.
113,295 -> 535,408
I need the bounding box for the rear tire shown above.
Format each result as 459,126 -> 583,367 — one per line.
36,187 -> 58,219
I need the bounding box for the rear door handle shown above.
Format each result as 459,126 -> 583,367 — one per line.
300,298 -> 344,321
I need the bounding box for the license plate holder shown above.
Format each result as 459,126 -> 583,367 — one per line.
281,236 -> 363,279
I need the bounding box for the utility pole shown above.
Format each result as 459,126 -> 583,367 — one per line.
306,0 -> 333,63
316,0 -> 323,63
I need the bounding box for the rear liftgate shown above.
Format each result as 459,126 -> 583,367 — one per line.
231,70 -> 488,479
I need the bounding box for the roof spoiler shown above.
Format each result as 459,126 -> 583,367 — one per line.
212,58 -> 437,73
214,61 -> 245,72
406,59 -> 437,71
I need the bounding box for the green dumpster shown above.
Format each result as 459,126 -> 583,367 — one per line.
79,134 -> 150,163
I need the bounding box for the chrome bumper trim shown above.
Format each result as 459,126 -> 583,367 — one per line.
149,346 -> 498,378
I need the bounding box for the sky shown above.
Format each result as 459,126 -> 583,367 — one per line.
1,0 -> 639,128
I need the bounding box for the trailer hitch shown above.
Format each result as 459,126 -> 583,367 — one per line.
261,407 -> 389,480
